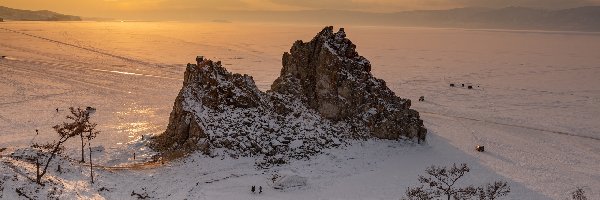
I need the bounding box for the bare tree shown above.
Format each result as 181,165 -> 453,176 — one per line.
64,107 -> 97,163
411,163 -> 477,200
405,163 -> 510,200
33,107 -> 96,185
86,123 -> 100,183
33,127 -> 76,184
405,185 -> 435,200
477,181 -> 510,200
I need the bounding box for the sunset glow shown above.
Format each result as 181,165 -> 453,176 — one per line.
1,0 -> 599,199
2,0 -> 600,20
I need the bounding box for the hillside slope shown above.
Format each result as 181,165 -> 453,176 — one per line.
0,6 -> 81,21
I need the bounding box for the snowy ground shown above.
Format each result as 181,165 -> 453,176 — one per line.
0,22 -> 599,199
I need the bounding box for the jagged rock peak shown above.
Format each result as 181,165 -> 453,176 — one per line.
182,60 -> 263,110
272,26 -> 425,140
302,26 -> 367,65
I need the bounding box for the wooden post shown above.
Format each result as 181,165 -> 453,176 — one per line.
89,140 -> 94,183
36,158 -> 40,184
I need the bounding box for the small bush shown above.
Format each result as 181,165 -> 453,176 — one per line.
405,163 -> 510,200
571,187 -> 588,200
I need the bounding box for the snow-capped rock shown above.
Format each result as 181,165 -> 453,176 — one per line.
151,26 -> 427,166
272,26 -> 426,140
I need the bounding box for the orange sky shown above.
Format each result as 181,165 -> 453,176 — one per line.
1,0 -> 599,19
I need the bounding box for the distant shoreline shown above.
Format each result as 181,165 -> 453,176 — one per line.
3,5 -> 600,32
3,20 -> 600,35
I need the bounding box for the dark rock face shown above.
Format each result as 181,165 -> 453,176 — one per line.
152,26 -> 426,165
183,60 -> 263,110
271,26 -> 425,140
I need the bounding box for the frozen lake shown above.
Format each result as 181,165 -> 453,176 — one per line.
1,21 -> 599,199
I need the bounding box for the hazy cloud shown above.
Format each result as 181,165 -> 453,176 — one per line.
269,0 -> 600,11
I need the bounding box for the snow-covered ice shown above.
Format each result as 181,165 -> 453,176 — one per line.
0,22 -> 599,199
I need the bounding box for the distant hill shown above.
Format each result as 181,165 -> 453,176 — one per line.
225,6 -> 600,32
388,6 -> 600,31
0,6 -> 81,21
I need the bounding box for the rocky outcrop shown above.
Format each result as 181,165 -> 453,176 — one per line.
153,60 -> 263,152
152,60 -> 345,166
152,26 -> 426,166
272,26 -> 425,139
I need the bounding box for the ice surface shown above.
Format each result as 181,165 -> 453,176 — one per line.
0,22 -> 599,199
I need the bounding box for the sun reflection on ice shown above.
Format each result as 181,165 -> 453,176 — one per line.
113,102 -> 162,144
118,122 -> 151,134
100,102 -> 163,166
